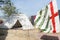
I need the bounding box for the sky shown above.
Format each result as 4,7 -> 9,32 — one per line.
0,0 -> 60,17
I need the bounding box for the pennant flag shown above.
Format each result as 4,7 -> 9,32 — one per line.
34,0 -> 60,33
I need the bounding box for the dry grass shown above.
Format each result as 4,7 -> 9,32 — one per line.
0,28 -> 60,40
0,28 -> 40,40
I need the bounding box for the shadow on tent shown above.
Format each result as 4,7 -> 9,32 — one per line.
0,29 -> 8,40
0,20 -> 8,40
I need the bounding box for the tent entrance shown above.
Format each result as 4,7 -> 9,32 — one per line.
12,20 -> 22,29
0,20 -> 3,24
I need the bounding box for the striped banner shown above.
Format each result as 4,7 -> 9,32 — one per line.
34,0 -> 60,33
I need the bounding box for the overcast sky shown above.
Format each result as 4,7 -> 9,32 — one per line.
0,0 -> 60,17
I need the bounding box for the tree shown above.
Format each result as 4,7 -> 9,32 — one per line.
0,0 -> 17,17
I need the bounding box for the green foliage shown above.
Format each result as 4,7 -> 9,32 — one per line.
0,0 -> 17,17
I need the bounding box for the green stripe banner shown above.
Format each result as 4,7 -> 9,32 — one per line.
34,6 -> 52,33
39,6 -> 48,28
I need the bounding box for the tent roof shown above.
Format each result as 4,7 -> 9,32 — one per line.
1,13 -> 34,30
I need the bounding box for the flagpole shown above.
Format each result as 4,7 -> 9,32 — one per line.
27,29 -> 30,40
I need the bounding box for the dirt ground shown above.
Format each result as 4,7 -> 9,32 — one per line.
0,29 -> 60,40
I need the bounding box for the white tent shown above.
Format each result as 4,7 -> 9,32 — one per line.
0,14 -> 34,30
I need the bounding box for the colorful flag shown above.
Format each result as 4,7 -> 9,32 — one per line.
34,0 -> 60,33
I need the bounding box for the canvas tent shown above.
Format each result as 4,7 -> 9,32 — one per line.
0,14 -> 34,30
